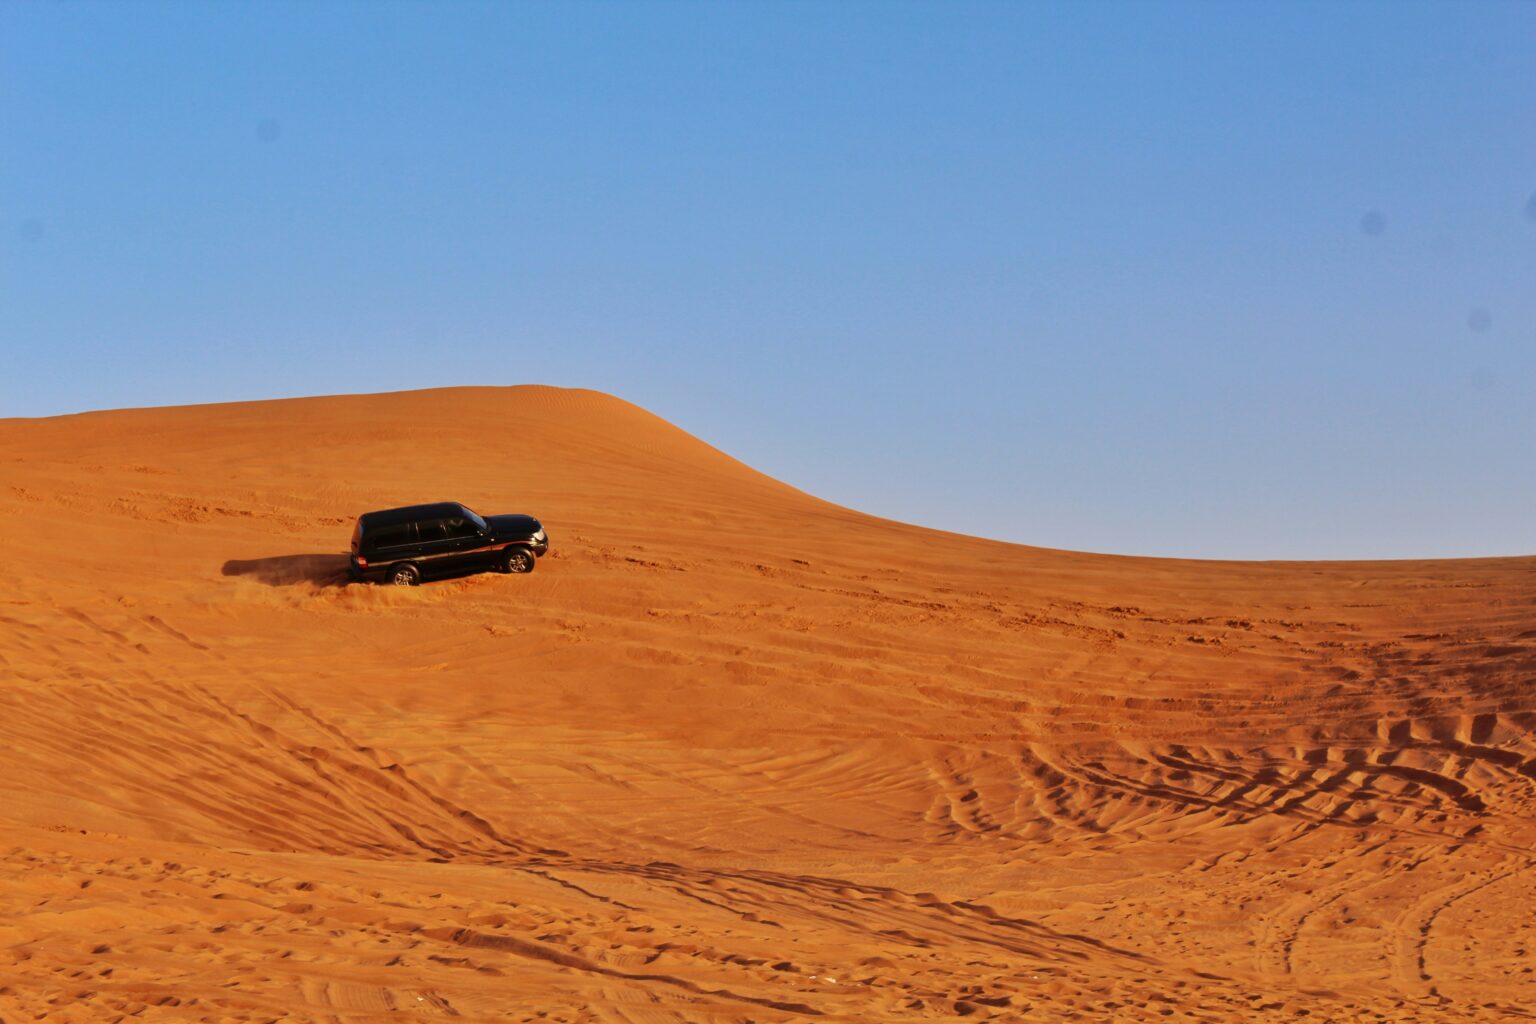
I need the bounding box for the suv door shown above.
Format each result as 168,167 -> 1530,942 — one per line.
441,513 -> 494,570
364,521 -> 419,568
413,518 -> 464,577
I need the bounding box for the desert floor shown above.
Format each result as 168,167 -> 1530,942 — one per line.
2,385 -> 1534,1023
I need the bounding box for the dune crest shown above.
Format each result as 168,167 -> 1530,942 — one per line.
2,385 -> 1534,1022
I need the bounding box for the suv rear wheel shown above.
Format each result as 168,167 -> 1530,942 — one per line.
388,563 -> 421,587
503,548 -> 535,574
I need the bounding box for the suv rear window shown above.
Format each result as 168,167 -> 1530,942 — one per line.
364,521 -> 416,550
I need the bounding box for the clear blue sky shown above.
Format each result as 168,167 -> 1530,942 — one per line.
4,2 -> 1533,559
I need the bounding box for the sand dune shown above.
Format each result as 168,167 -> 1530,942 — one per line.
2,384 -> 1534,1022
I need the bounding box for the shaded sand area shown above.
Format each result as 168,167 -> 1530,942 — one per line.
2,385 -> 1534,1022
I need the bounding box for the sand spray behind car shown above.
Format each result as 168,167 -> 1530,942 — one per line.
206,569 -> 507,616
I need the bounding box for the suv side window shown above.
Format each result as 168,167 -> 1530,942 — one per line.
444,516 -> 481,539
366,521 -> 416,551
416,519 -> 450,542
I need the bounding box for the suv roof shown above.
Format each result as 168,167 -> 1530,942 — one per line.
357,502 -> 465,527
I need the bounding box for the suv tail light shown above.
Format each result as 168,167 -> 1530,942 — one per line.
355,555 -> 368,569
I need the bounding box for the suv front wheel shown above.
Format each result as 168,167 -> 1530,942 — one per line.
503,548 -> 535,574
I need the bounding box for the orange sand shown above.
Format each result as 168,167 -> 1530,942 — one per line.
2,385 -> 1533,1022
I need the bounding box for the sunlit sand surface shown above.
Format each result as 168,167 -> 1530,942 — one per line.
3,385 -> 1534,1022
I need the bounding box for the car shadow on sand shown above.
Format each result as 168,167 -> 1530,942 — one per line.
222,554 -> 351,587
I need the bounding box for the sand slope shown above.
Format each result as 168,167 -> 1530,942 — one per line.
1,385 -> 1534,1022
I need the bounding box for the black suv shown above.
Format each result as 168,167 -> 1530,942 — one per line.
349,501 -> 549,586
